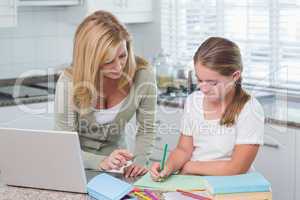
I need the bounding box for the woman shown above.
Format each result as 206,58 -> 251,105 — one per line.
54,10 -> 157,178
150,37 -> 264,180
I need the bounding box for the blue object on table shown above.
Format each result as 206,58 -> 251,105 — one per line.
203,172 -> 271,195
87,173 -> 133,200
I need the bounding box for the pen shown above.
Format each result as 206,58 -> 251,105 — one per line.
160,144 -> 168,171
144,189 -> 160,200
176,189 -> 212,200
133,191 -> 152,200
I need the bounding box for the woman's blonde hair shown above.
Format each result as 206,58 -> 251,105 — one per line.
66,10 -> 148,114
193,37 -> 250,127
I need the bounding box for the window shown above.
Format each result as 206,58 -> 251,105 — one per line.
161,0 -> 300,91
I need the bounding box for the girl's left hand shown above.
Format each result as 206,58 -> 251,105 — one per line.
124,163 -> 148,178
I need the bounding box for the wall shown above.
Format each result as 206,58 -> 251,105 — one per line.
0,0 -> 161,79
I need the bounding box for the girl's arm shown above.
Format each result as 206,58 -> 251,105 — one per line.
150,134 -> 194,180
181,144 -> 259,176
165,134 -> 194,173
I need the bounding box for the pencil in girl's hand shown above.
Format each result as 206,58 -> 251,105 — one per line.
160,144 -> 168,171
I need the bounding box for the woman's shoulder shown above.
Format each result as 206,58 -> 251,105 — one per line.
134,64 -> 155,84
57,69 -> 73,83
55,69 -> 73,94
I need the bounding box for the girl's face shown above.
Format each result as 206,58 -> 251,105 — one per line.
100,40 -> 128,80
194,62 -> 240,102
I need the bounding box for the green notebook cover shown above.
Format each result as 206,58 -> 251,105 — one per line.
133,173 -> 206,191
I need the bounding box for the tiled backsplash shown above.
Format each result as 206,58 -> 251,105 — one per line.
0,0 -> 160,79
0,7 -> 78,79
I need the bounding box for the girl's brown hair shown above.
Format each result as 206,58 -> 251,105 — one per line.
66,10 -> 148,114
193,37 -> 250,126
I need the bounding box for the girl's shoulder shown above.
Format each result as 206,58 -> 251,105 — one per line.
184,90 -> 204,110
238,95 -> 265,120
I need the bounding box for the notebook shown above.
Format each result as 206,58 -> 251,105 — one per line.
133,173 -> 206,191
213,192 -> 272,200
203,172 -> 271,195
87,173 -> 133,200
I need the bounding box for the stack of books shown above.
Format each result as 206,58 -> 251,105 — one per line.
203,172 -> 272,200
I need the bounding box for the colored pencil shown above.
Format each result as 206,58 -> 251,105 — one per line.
144,189 -> 160,200
160,144 -> 168,171
176,189 -> 212,200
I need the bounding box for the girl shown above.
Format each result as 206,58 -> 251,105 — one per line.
150,37 -> 264,180
54,11 -> 157,178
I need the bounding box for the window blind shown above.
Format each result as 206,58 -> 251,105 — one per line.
161,0 -> 300,90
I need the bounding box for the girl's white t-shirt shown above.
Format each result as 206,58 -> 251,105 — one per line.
180,91 -> 265,162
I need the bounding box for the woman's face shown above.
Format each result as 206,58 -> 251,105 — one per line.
194,62 -> 239,102
100,41 -> 128,80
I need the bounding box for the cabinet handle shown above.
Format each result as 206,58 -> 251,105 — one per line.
263,143 -> 280,149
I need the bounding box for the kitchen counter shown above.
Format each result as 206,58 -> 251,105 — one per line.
157,91 -> 300,129
0,177 -> 165,200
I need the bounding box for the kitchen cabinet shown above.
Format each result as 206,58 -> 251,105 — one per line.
0,101 -> 55,130
295,128 -> 300,200
254,123 -> 296,200
18,0 -> 81,6
86,0 -> 152,23
150,105 -> 183,161
0,0 -> 17,27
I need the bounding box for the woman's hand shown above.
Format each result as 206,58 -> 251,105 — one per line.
99,149 -> 133,170
149,162 -> 173,182
124,164 -> 148,178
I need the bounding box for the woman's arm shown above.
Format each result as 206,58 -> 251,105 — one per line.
54,72 -> 106,169
181,144 -> 259,176
54,72 -> 77,132
134,69 -> 157,166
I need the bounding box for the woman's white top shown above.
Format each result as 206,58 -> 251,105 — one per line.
180,91 -> 265,162
93,97 -> 127,124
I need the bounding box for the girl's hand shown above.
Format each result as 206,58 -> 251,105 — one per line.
124,164 -> 148,178
180,161 -> 192,175
99,149 -> 133,170
149,162 -> 173,182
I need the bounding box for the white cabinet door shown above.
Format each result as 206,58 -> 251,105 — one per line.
150,105 -> 183,161
18,0 -> 81,6
295,128 -> 300,200
124,0 -> 152,12
254,124 -> 295,200
86,0 -> 152,23
0,101 -> 55,130
0,0 -> 17,27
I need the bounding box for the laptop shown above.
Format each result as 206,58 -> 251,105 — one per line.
0,127 -> 106,193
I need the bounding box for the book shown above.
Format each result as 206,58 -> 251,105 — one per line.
87,173 -> 133,200
203,172 -> 271,195
133,172 -> 206,191
213,191 -> 272,200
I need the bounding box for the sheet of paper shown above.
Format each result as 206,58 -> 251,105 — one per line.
133,173 -> 206,191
